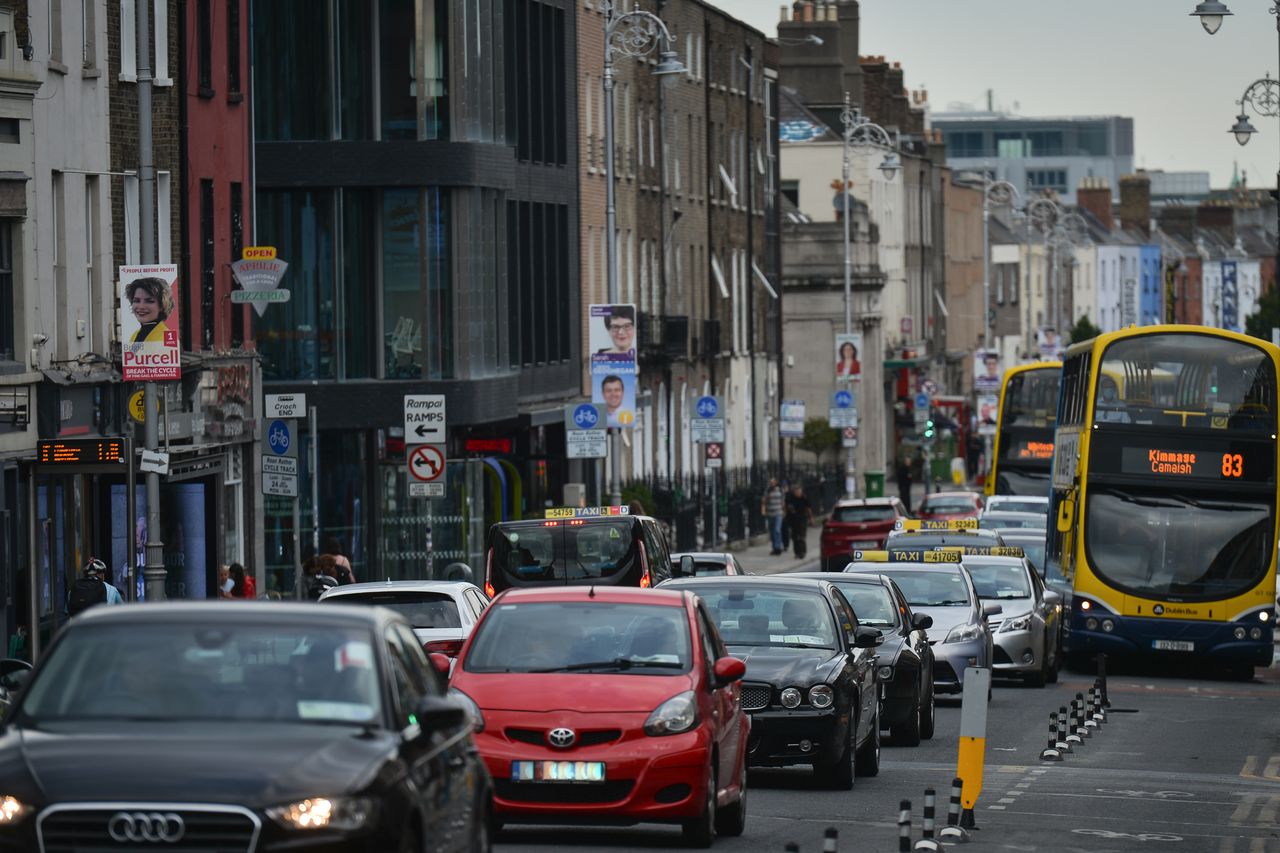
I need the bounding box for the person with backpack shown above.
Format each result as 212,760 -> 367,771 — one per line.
67,558 -> 123,617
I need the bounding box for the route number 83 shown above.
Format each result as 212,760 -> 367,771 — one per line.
1221,453 -> 1243,478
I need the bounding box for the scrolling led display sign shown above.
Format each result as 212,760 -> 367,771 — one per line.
37,439 -> 128,472
1120,447 -> 1246,480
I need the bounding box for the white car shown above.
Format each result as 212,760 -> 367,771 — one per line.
961,554 -> 1061,687
319,580 -> 490,657
982,495 -> 1050,516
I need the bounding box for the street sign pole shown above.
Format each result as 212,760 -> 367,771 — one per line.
309,405 -> 320,560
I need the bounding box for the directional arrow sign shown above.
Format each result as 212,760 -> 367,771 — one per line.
404,395 -> 446,444
407,444 -> 447,483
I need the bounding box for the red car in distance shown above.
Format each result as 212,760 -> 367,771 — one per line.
916,491 -> 983,522
449,586 -> 749,847
820,497 -> 909,572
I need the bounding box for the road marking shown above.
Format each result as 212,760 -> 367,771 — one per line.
987,804 -> 1006,810
1265,756 -> 1280,780
998,797 -> 1016,804
1238,755 -> 1280,782
1230,792 -> 1280,828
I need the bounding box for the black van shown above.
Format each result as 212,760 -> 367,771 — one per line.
483,508 -> 673,596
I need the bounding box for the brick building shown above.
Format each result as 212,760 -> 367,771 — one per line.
580,0 -> 780,492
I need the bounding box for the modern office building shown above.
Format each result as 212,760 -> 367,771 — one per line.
932,111 -> 1134,205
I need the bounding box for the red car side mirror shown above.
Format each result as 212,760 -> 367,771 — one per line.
428,652 -> 452,677
713,656 -> 746,684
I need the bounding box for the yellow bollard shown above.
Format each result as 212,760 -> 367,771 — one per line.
955,666 -> 991,828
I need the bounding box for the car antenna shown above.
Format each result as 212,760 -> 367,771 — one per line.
588,585 -> 596,598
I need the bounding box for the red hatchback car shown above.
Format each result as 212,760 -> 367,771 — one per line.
916,490 -> 983,522
820,497 -> 909,571
449,586 -> 749,847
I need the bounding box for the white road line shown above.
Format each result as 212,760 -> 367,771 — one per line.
988,805 -> 1006,810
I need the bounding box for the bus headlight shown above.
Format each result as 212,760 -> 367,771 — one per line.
1085,617 -> 1098,631
1260,610 -> 1271,622
1100,620 -> 1115,633
1234,627 -> 1248,640
1250,627 -> 1263,640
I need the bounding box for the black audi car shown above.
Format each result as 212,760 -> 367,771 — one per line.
0,602 -> 491,852
792,572 -> 935,746
662,576 -> 881,789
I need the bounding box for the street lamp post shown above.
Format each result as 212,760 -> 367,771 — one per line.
1194,1 -> 1280,311
981,177 -> 1019,351
838,93 -> 898,499
602,4 -> 685,505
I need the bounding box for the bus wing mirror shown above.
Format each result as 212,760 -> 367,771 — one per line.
1056,496 -> 1075,533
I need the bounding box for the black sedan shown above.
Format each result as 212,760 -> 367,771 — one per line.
0,602 -> 491,852
792,572 -> 935,746
661,576 -> 881,789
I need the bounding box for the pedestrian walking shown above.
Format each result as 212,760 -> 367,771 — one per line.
761,478 -> 785,555
229,563 -> 257,599
895,450 -> 914,514
784,484 -> 814,559
67,558 -> 123,617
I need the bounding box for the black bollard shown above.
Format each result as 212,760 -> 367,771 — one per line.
1064,702 -> 1081,746
899,800 -> 913,852
1092,681 -> 1107,723
922,788 -> 936,838
939,778 -> 970,841
1084,687 -> 1100,728
1075,693 -> 1091,738
1098,653 -> 1111,707
1041,711 -> 1063,760
823,827 -> 838,853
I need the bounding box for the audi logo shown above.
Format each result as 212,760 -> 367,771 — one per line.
547,727 -> 577,748
107,811 -> 186,844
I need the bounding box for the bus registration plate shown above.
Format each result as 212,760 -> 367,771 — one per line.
1151,639 -> 1194,652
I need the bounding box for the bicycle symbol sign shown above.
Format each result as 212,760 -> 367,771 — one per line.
574,404 -> 600,429
834,390 -> 853,409
267,419 -> 292,455
696,396 -> 719,418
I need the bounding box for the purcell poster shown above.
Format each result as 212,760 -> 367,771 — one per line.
120,265 -> 181,381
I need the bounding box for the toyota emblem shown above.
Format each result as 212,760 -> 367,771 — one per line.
107,811 -> 186,844
548,727 -> 577,748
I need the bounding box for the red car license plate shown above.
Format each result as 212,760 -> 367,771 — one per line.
511,760 -> 607,782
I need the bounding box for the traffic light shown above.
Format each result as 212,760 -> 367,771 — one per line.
924,418 -> 936,440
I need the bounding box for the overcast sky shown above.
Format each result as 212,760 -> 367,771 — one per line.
731,0 -> 1279,189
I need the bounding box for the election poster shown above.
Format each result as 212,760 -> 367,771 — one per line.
589,303 -> 637,430
120,265 -> 181,381
974,349 -> 1002,394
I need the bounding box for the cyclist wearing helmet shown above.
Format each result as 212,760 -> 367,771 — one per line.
67,558 -> 124,616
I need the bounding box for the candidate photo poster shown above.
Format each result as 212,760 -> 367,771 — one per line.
834,332 -> 862,382
1036,326 -> 1062,361
588,303 -> 638,430
974,349 -> 1002,393
593,371 -> 636,429
120,264 -> 181,381
977,394 -> 999,436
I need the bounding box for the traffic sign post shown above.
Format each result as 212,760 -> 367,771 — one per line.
261,418 -> 299,498
566,403 -> 607,459
704,441 -> 724,469
407,444 -> 448,497
404,394 -> 447,444
780,399 -> 806,438
691,395 -> 725,444
265,393 -> 307,419
842,427 -> 858,448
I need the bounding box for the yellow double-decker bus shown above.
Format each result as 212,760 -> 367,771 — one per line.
1049,325 -> 1278,676
985,362 -> 1061,497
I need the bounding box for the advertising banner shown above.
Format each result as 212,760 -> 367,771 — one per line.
974,349 -> 1001,394
977,394 -> 998,436
589,304 -> 637,429
1222,261 -> 1239,331
835,332 -> 862,382
120,265 -> 181,381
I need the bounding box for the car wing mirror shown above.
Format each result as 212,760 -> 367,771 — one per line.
982,602 -> 1003,617
713,656 -> 746,686
1043,590 -> 1062,606
678,555 -> 695,578
853,626 -> 884,648
910,612 -> 933,631
413,695 -> 468,732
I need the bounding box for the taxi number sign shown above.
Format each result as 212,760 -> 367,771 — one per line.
545,506 -> 631,519
894,518 -> 979,531
852,549 -> 962,563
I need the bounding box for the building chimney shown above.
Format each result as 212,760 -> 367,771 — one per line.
1118,173 -> 1151,237
1076,176 -> 1113,231
836,0 -> 863,105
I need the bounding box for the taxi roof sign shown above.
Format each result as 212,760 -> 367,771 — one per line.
934,545 -> 1025,558
851,549 -> 964,564
893,518 -> 979,531
544,505 -> 631,520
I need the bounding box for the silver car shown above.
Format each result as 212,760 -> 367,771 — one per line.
961,555 -> 1061,687
844,560 -> 997,696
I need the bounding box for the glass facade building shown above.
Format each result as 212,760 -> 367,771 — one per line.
253,0 -> 579,590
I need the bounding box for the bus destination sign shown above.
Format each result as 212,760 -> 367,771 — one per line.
1121,446 -> 1248,480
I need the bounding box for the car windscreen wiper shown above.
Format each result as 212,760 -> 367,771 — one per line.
530,658 -> 686,673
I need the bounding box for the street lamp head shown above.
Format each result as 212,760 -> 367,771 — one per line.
1229,112 -> 1257,146
653,49 -> 687,77
879,152 -> 901,181
1191,0 -> 1232,35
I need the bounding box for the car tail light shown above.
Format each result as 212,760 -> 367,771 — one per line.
424,639 -> 465,657
640,569 -> 652,588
